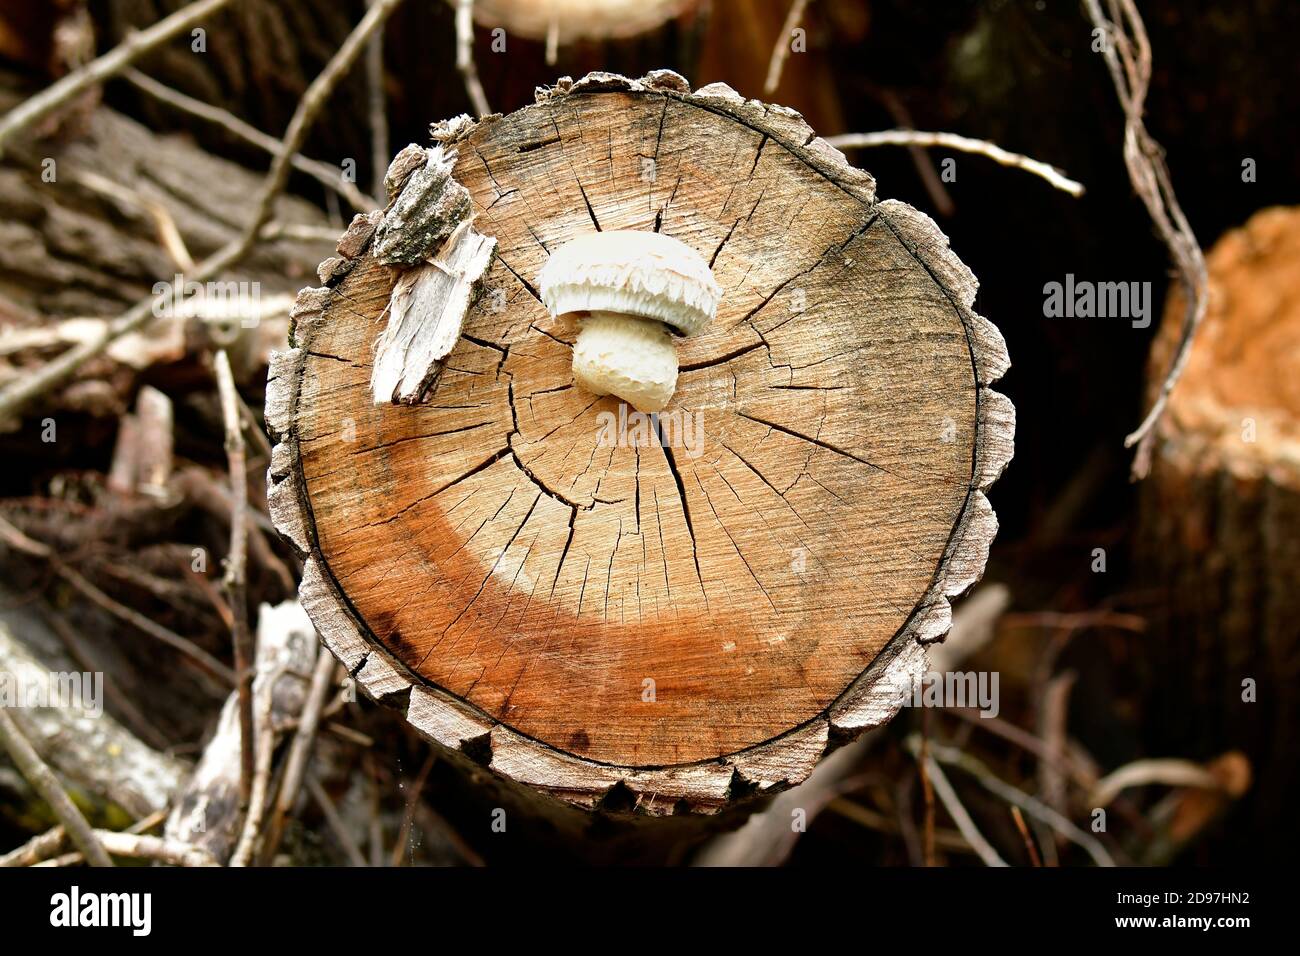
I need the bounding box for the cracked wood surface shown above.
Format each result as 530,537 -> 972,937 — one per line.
270,73 -> 1012,811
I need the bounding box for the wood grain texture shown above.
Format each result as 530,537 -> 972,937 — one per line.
268,72 -> 1013,814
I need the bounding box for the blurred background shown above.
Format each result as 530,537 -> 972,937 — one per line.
0,0 -> 1296,866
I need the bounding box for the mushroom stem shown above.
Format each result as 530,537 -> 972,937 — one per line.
572,310 -> 678,413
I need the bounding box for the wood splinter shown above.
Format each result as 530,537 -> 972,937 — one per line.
372,221 -> 497,405
268,71 -> 1014,839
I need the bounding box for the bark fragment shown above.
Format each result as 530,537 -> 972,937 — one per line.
373,146 -> 472,266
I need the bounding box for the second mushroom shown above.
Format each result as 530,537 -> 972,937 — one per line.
537,230 -> 722,413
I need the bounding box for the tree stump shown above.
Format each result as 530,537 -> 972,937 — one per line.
267,72 -> 1012,831
1137,205 -> 1300,843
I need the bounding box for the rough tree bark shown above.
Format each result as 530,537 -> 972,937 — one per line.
267,72 -> 1012,850
1137,205 -> 1300,843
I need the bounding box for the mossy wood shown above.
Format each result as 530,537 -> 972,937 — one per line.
268,72 -> 1013,815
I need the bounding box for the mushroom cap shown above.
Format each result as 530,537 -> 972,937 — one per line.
466,0 -> 697,43
537,230 -> 722,336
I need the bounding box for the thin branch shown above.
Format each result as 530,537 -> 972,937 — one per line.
1037,671 -> 1075,823
365,0 -> 391,198
0,0 -> 406,423
456,0 -> 491,118
41,605 -> 172,751
913,746 -> 1007,867
0,0 -> 237,152
0,708 -> 112,867
231,0 -> 405,265
0,825 -> 66,867
229,664 -> 286,866
68,168 -> 194,270
948,706 -> 1098,790
1010,806 -> 1043,867
215,350 -> 254,808
826,130 -> 1085,197
764,0 -> 812,95
123,68 -> 374,212
866,85 -> 955,216
1089,757 -> 1221,808
924,739 -> 1116,867
1083,0 -> 1208,478
259,649 -> 337,863
92,831 -> 218,867
919,711 -> 936,866
307,777 -> 369,867
0,514 -> 235,683
41,831 -> 218,868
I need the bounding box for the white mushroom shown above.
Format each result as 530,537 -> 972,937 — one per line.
537,230 -> 722,413
463,0 -> 698,44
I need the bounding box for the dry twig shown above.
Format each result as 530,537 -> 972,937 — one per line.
0,708 -> 112,867
68,168 -> 194,270
0,824 -> 67,867
1010,806 -> 1043,867
764,0 -> 812,95
922,739 -> 1116,867
307,777 -> 368,867
229,664 -> 287,866
1083,0 -> 1208,478
865,86 -> 955,216
123,68 -> 374,212
826,130 -> 1085,197
456,0 -> 491,119
1038,671 -> 1076,823
1089,757 -> 1222,809
259,649 -> 338,862
913,745 -> 1007,867
365,0 -> 391,198
92,831 -> 218,867
34,831 -> 217,868
215,351 -> 254,806
0,514 -> 234,683
0,0 -> 237,151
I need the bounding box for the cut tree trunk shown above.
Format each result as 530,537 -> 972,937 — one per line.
267,71 -> 1012,843
1137,205 -> 1300,849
